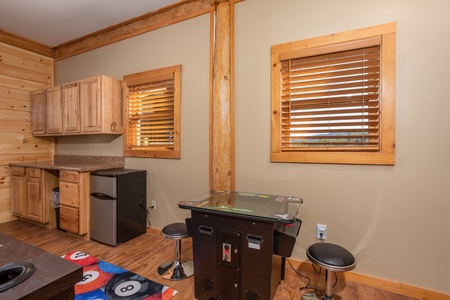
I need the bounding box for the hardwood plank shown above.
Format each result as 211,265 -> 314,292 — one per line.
0,85 -> 31,101
0,74 -> 52,92
0,43 -> 53,73
0,187 -> 11,200
0,220 -> 434,300
0,63 -> 52,85
0,153 -> 53,165
0,141 -> 53,154
0,120 -> 31,132
0,132 -> 53,143
0,165 -> 10,177
0,98 -> 30,112
0,176 -> 10,189
0,220 -> 195,299
0,109 -> 29,122
0,210 -> 15,223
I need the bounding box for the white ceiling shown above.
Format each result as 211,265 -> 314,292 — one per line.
0,0 -> 181,47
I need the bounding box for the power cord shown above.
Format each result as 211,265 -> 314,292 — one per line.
138,204 -> 152,228
286,258 -> 311,290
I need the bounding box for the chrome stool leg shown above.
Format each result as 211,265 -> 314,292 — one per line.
157,222 -> 194,280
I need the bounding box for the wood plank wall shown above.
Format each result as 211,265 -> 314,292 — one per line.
0,42 -> 55,223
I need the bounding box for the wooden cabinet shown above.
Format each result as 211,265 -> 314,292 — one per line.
59,171 -> 90,236
26,168 -> 44,223
62,82 -> 81,134
11,167 -> 59,226
46,86 -> 63,134
31,75 -> 122,136
31,90 -> 45,135
11,167 -> 26,217
81,76 -> 122,133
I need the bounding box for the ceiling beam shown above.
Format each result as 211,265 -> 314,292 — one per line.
0,29 -> 52,58
205,0 -> 230,5
52,0 -> 214,61
2,0 -> 244,60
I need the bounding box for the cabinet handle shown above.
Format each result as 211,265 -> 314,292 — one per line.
110,122 -> 118,132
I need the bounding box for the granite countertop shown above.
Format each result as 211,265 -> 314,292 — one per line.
9,155 -> 125,172
0,233 -> 82,299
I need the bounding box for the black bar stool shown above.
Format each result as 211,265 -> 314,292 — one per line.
157,222 -> 194,280
304,243 -> 356,300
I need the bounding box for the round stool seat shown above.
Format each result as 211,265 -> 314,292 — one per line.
161,222 -> 189,240
306,243 -> 356,272
158,222 -> 193,280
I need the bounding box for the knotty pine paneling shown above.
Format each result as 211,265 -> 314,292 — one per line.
0,42 -> 54,224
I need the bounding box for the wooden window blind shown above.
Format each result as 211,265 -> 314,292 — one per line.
271,23 -> 396,165
280,46 -> 381,151
123,65 -> 181,159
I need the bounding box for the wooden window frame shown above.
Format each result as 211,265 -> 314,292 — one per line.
123,65 -> 181,159
271,23 -> 396,165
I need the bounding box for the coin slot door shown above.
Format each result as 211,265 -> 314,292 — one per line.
218,229 -> 240,299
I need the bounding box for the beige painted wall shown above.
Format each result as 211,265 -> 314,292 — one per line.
55,15 -> 211,230
55,0 -> 450,295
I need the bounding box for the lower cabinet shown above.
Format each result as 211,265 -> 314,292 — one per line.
11,168 -> 27,218
11,167 -> 59,225
59,171 -> 90,236
11,167 -> 91,238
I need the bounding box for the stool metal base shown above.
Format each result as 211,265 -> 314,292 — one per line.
301,292 -> 322,300
302,291 -> 339,300
158,259 -> 194,280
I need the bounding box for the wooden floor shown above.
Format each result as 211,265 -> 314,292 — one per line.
0,220 -> 417,300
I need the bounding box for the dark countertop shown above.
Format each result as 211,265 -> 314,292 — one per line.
0,233 -> 82,299
9,155 -> 125,172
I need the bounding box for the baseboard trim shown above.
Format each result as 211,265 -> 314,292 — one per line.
288,259 -> 449,300
146,227 -> 160,236
147,225 -> 448,299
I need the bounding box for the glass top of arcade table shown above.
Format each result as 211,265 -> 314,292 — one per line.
178,190 -> 303,223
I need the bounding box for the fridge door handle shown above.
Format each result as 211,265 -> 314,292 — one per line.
90,192 -> 115,200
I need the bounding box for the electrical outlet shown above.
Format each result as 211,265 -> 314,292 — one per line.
150,200 -> 157,210
316,224 -> 327,240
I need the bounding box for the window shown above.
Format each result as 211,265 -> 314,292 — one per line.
123,65 -> 181,158
271,23 -> 396,165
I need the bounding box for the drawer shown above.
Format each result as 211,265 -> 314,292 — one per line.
59,205 -> 79,233
60,181 -> 79,207
11,167 -> 25,176
60,171 -> 79,183
26,168 -> 42,178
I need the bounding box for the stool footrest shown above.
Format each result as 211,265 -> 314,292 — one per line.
158,260 -> 194,280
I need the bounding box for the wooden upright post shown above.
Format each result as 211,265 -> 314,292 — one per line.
210,1 -> 234,191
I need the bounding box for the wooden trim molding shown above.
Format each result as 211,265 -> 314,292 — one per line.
289,259 -> 449,300
146,226 -> 448,299
0,29 -> 52,58
52,0 -> 215,61
2,0 -> 245,62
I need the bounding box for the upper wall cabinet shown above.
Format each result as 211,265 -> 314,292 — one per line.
31,75 -> 123,136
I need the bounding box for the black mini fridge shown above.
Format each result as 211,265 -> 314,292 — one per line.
90,168 -> 147,246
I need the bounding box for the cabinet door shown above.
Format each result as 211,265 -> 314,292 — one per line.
60,181 -> 80,208
62,82 -> 81,133
26,177 -> 45,223
46,86 -> 63,134
80,76 -> 102,132
60,206 -> 80,233
11,175 -> 26,218
31,90 -> 46,135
